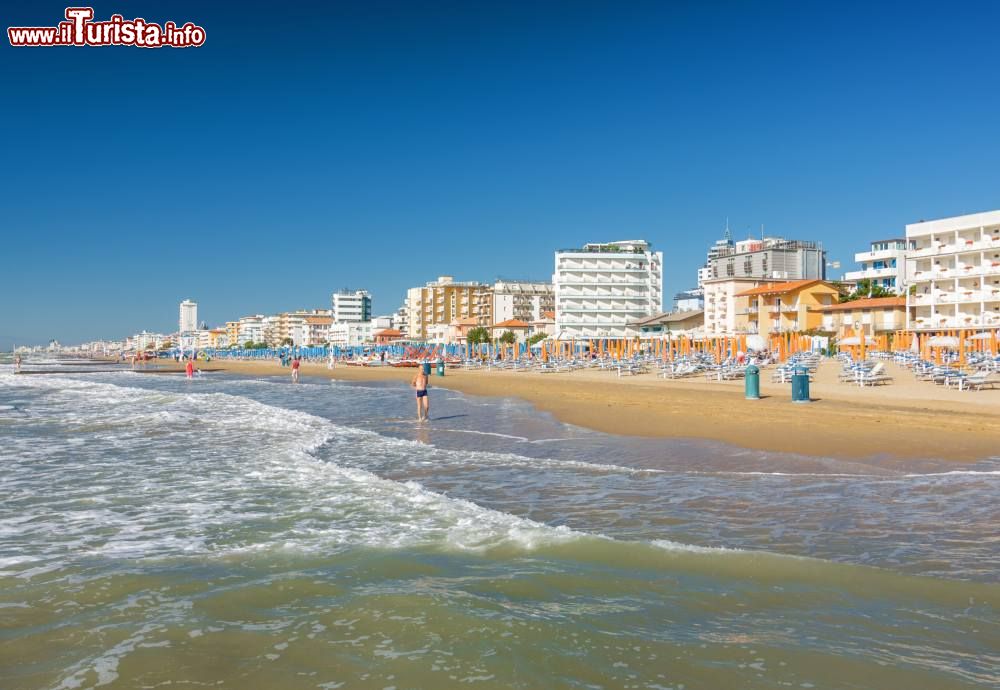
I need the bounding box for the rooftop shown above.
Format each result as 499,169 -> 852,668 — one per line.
631,310 -> 705,327
735,279 -> 835,297
558,240 -> 652,254
492,319 -> 531,329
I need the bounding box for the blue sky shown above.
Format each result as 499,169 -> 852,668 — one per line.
2,1 -> 999,346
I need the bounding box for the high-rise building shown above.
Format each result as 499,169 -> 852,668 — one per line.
492,280 -> 555,324
697,225 -> 735,288
179,299 -> 198,333
844,239 -> 913,293
906,210 -> 1000,331
405,276 -> 493,340
553,240 -> 663,339
705,237 -> 826,282
331,289 -> 372,323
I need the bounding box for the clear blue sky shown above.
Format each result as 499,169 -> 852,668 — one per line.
3,1 -> 999,347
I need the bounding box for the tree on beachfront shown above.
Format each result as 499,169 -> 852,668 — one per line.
281,337 -> 293,346
498,330 -> 517,345
466,326 -> 490,345
526,332 -> 548,346
840,279 -> 894,302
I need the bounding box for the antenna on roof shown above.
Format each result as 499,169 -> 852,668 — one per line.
724,217 -> 732,243
760,224 -> 765,240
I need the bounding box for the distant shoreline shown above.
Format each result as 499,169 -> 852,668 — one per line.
146,358 -> 1000,465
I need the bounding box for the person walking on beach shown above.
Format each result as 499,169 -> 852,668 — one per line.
291,356 -> 301,383
411,368 -> 430,421
185,359 -> 194,379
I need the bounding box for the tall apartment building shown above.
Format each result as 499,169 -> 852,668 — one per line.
705,238 -> 827,282
179,299 -> 198,333
331,289 -> 372,323
844,238 -> 913,293
697,226 -> 735,288
492,280 -> 555,323
906,210 -> 1000,331
405,276 -> 493,340
237,315 -> 265,344
553,240 -> 663,339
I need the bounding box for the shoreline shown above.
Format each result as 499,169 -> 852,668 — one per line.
148,358 -> 1000,464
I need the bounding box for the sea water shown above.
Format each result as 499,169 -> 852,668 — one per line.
0,365 -> 997,689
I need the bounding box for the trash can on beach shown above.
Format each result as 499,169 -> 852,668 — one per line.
436,360 -> 445,377
744,365 -> 760,400
791,366 -> 810,403
421,362 -> 431,376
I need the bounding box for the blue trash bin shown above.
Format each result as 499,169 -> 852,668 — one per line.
421,362 -> 431,376
745,365 -> 760,400
791,366 -> 810,403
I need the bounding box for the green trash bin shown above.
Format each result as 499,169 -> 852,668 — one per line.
791,366 -> 810,403
745,365 -> 760,400
436,359 -> 445,377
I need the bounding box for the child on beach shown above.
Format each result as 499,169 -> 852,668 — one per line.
411,368 -> 430,421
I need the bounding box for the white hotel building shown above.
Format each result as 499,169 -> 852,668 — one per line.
907,210 -> 1000,331
844,239 -> 913,294
553,240 -> 663,339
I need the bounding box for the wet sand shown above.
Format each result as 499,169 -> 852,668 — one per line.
153,359 -> 1000,463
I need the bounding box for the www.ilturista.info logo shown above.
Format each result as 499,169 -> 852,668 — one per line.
8,7 -> 206,48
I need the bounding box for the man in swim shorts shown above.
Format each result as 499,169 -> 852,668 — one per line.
411,368 -> 430,421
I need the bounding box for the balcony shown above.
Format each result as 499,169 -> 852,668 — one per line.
844,269 -> 896,282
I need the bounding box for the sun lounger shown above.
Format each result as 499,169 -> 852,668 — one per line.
960,371 -> 999,391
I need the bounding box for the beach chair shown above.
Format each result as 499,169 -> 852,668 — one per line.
857,362 -> 892,386
960,371 -> 998,391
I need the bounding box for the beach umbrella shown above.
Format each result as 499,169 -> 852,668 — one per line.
927,335 -> 959,348
968,331 -> 993,340
839,335 -> 876,346
745,334 -> 766,351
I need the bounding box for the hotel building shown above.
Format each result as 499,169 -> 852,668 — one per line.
702,278 -> 779,336
844,239 -> 913,293
405,276 -> 493,341
907,210 -> 1000,331
735,279 -> 840,337
553,240 -> 663,339
817,297 -> 908,338
179,299 -> 198,334
705,238 -> 826,283
331,289 -> 372,323
492,280 -> 555,323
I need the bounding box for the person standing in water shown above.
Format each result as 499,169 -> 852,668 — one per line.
411,368 -> 430,421
291,356 -> 300,383
185,358 -> 194,379
14,354 -> 21,372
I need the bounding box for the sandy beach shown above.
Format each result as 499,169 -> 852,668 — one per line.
150,358 -> 1000,463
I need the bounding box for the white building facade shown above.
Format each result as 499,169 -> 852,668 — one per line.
332,290 -> 372,323
237,315 -> 265,345
844,238 -> 913,294
328,321 -> 373,348
179,300 -> 198,333
907,210 -> 1000,331
492,280 -> 555,323
553,240 -> 663,339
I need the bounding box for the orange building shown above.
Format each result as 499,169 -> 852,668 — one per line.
815,296 -> 908,337
735,279 -> 840,336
